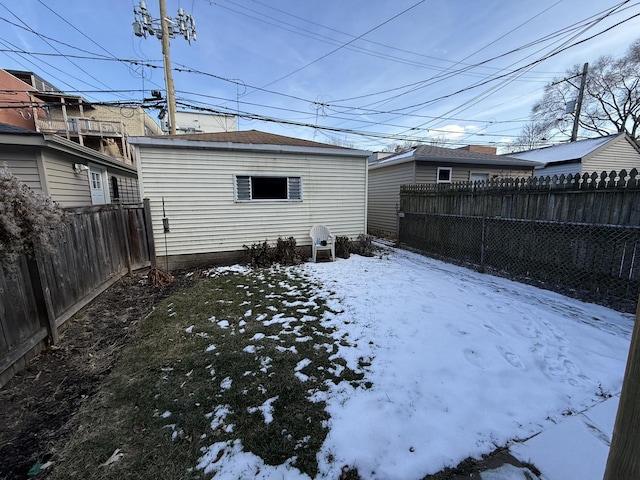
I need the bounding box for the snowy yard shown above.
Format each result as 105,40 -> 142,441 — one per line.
197,247 -> 633,480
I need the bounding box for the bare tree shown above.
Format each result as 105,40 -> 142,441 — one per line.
383,140 -> 422,153
529,38 -> 640,144
324,134 -> 356,149
503,121 -> 550,153
427,135 -> 450,147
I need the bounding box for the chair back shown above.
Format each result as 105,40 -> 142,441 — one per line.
310,224 -> 331,241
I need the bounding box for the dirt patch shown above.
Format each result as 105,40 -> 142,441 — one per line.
0,269 -> 201,480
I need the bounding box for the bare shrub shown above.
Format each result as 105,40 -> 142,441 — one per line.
0,165 -> 65,267
335,236 -> 351,259
350,234 -> 376,257
244,237 -> 302,267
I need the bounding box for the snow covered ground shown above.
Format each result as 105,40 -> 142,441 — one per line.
198,247 -> 633,480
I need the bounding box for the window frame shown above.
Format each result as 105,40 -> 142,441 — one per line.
234,174 -> 303,202
436,167 -> 453,184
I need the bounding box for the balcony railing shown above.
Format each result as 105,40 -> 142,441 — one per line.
36,117 -> 126,136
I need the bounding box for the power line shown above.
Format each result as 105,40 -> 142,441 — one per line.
208,0 -> 560,82
257,0 -> 429,89
0,2 -> 118,99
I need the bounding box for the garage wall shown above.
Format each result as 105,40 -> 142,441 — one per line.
136,146 -> 368,259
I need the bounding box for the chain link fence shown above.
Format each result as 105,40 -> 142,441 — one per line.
400,212 -> 640,312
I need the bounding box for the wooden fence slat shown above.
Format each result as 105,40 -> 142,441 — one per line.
1,203 -> 152,387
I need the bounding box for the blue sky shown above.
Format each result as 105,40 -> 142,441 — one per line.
1,0 -> 639,151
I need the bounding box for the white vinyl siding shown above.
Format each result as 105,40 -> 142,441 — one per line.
582,137 -> 640,174
416,164 -> 534,183
0,146 -> 43,193
42,151 -> 92,207
136,147 -> 367,256
367,162 -> 415,238
534,162 -> 581,177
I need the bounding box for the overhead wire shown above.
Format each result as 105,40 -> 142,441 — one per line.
246,0 -> 429,90
35,0 -> 165,94
0,2 -> 116,100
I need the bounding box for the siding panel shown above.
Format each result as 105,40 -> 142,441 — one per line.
43,151 -> 91,207
0,146 -> 43,193
583,139 -> 640,174
368,162 -> 414,237
138,148 -> 367,256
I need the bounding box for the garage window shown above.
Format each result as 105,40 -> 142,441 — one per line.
437,167 -> 452,184
235,175 -> 302,201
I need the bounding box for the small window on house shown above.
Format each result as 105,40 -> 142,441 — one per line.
235,175 -> 302,201
437,167 -> 452,183
111,176 -> 120,200
91,171 -> 102,189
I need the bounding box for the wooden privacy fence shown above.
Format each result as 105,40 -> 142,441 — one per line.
401,169 -> 640,225
399,170 -> 640,311
0,201 -> 155,387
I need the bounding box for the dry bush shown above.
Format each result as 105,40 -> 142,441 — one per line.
0,165 -> 65,267
245,237 -> 303,267
350,234 -> 376,257
148,268 -> 175,287
335,236 -> 351,259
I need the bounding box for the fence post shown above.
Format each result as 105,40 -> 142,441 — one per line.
118,204 -> 132,276
26,255 -> 59,345
603,295 -> 640,480
479,217 -> 486,272
143,198 -> 157,269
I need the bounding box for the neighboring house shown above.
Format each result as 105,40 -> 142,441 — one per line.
0,69 -> 47,130
173,111 -> 237,133
506,133 -> 640,176
1,69 -> 163,164
1,122 -> 139,207
368,144 -> 540,238
129,130 -> 371,268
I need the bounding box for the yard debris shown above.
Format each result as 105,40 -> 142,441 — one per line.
27,460 -> 42,477
340,465 -> 360,480
99,448 -> 124,467
213,448 -> 224,463
148,268 -> 175,287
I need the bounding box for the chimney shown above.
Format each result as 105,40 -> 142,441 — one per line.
457,145 -> 497,155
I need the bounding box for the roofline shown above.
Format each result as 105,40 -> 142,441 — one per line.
369,154 -> 542,170
507,133 -> 635,164
1,132 -> 137,174
128,136 -> 372,158
44,135 -> 138,174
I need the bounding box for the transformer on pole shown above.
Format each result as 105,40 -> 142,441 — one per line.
132,0 -> 196,134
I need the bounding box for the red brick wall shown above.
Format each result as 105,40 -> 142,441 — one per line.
0,69 -> 43,130
457,145 -> 497,155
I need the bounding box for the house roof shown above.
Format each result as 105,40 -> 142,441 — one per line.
506,134 -> 625,165
370,144 -> 541,169
0,122 -> 39,135
132,129 -> 372,158
0,124 -> 137,175
160,129 -> 349,149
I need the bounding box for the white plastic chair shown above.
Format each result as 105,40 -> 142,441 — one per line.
309,225 -> 335,262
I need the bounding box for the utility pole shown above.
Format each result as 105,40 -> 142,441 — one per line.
570,62 -> 588,142
603,296 -> 640,480
133,0 -> 196,135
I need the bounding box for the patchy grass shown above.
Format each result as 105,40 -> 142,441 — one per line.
421,449 -> 541,480
49,265 -> 366,479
